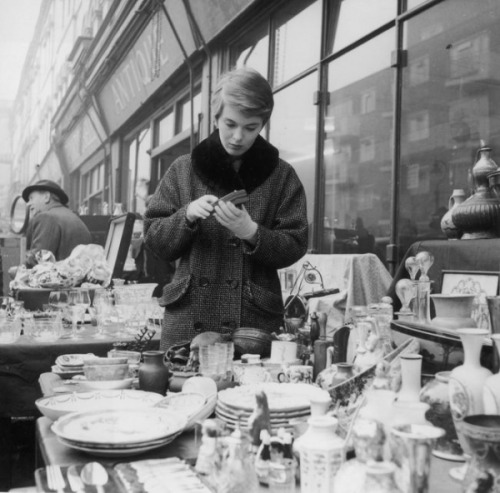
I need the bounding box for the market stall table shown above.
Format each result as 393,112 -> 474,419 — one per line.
36,374 -> 459,492
0,327 -> 160,491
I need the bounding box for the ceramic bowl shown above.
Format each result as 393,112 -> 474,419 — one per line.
83,363 -> 129,381
430,294 -> 477,329
232,327 -> 272,357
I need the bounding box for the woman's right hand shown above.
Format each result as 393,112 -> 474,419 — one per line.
186,195 -> 218,222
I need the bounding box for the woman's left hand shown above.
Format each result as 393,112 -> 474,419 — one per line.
214,202 -> 257,241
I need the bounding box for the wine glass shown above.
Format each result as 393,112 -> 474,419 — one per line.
67,289 -> 89,338
395,279 -> 416,316
416,251 -> 434,282
405,256 -> 420,281
92,289 -> 113,339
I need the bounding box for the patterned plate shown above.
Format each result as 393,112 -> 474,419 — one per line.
217,383 -> 330,412
52,408 -> 187,445
154,392 -> 206,418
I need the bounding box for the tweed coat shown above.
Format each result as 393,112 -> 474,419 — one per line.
144,130 -> 308,350
26,203 -> 92,261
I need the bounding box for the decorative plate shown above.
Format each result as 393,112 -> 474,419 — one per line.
154,392 -> 206,418
57,432 -> 183,457
52,408 -> 187,445
55,353 -> 96,369
181,376 -> 218,401
78,378 -> 134,391
217,382 -> 330,412
36,389 -> 164,421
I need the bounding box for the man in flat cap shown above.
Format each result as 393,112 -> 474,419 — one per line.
22,179 -> 91,263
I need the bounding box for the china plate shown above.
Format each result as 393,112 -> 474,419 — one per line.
181,376 -> 218,401
36,389 -> 164,421
217,382 -> 330,412
55,353 -> 96,369
78,378 -> 134,391
52,408 -> 187,445
57,432 -> 183,456
154,392 -> 206,418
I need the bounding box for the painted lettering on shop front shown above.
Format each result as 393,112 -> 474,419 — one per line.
110,33 -> 169,113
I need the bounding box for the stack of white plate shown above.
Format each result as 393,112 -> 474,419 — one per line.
52,408 -> 188,457
216,382 -> 330,431
52,353 -> 96,379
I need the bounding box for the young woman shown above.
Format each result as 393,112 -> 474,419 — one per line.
144,67 -> 308,351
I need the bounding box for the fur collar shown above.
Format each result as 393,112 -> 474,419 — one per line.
191,129 -> 279,194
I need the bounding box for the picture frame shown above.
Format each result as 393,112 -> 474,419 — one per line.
104,213 -> 136,279
441,270 -> 500,331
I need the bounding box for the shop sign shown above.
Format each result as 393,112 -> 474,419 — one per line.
98,13 -> 185,133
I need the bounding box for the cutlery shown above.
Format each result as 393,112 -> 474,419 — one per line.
81,462 -> 109,493
67,465 -> 85,493
46,464 -> 65,493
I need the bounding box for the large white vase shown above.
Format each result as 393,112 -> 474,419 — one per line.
483,334 -> 500,413
448,328 -> 492,455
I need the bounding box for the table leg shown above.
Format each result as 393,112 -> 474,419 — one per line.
0,417 -> 12,491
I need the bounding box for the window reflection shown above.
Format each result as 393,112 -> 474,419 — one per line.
273,0 -> 321,86
399,1 -> 500,251
325,31 -> 394,256
327,0 -> 396,54
270,73 -> 318,250
233,32 -> 269,76
127,128 -> 151,215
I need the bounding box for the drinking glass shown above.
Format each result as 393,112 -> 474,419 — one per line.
67,289 -> 88,338
92,289 -> 113,338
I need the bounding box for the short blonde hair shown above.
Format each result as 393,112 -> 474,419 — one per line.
211,67 -> 274,125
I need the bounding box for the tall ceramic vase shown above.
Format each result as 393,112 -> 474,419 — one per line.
397,354 -> 423,403
298,415 -> 345,493
483,334 -> 500,413
448,329 -> 492,456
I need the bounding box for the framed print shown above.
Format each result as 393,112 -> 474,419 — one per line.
441,270 -> 500,331
104,213 -> 136,279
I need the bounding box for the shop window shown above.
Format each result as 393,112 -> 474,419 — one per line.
269,73 -> 318,249
231,23 -> 269,76
399,1 -> 500,247
273,0 -> 321,86
360,136 -> 375,162
325,30 -> 394,254
327,0 -> 396,54
409,55 -> 429,86
126,127 -> 151,215
157,110 -> 174,146
81,162 -> 107,215
407,111 -> 429,142
361,89 -> 376,114
178,92 -> 201,134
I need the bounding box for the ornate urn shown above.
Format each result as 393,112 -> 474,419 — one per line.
452,145 -> 500,239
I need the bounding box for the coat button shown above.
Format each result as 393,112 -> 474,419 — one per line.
226,279 -> 239,289
228,237 -> 241,247
199,277 -> 210,287
194,322 -> 204,332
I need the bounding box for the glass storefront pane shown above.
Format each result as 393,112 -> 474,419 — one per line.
158,110 -> 174,145
273,0 -> 321,86
399,1 -> 500,252
270,73 -> 318,250
327,0 -> 396,54
232,27 -> 269,77
127,128 -> 151,214
325,30 -> 394,257
179,92 -> 201,134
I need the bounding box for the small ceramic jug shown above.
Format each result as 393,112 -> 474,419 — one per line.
138,350 -> 171,395
440,189 -> 466,239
